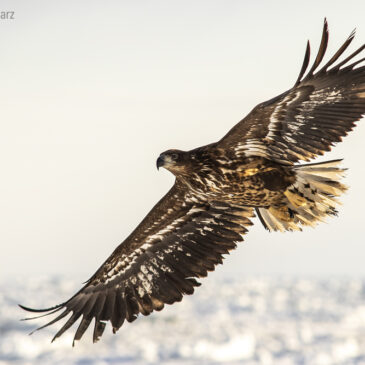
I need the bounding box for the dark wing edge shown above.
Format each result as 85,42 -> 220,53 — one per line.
294,19 -> 364,86
19,184 -> 254,345
218,19 -> 365,164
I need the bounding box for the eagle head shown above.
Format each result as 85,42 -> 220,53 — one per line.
156,149 -> 188,175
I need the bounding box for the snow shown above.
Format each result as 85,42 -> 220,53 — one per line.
2,276 -> 365,364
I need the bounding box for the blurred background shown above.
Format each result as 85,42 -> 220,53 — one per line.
1,0 -> 365,364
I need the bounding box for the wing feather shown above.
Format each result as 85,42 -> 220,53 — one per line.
294,40 -> 311,87
304,18 -> 329,79
93,319 -> 106,343
20,183 -> 254,344
218,20 -> 365,164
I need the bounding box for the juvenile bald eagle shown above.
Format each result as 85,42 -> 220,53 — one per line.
21,20 -> 365,345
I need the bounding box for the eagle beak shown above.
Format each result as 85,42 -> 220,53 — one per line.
156,156 -> 164,170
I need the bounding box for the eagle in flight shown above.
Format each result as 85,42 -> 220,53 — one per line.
21,20 -> 365,345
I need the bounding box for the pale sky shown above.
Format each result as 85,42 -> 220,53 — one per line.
1,0 -> 365,282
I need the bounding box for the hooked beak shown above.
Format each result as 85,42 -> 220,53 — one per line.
156,155 -> 164,170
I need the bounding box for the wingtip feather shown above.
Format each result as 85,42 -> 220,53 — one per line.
19,303 -> 64,313
295,40 -> 311,86
305,18 -> 329,78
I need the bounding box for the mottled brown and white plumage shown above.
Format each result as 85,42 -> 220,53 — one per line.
20,20 -> 365,345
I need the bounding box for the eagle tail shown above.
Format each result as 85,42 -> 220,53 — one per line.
256,159 -> 347,232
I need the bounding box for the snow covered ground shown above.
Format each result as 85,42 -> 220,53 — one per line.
2,276 -> 365,365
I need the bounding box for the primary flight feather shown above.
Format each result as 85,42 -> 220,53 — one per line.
20,20 -> 365,345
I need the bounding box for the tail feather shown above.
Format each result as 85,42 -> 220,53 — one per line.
256,159 -> 347,232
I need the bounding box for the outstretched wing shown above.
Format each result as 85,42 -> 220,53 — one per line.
20,182 -> 254,345
217,20 -> 365,164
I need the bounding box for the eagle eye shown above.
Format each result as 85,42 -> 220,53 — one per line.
171,153 -> 179,161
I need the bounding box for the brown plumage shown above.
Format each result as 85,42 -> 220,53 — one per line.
20,19 -> 365,345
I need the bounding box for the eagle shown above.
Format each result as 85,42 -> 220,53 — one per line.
20,20 -> 365,345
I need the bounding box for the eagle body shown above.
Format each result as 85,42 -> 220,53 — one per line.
21,20 -> 365,345
161,147 -> 296,207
